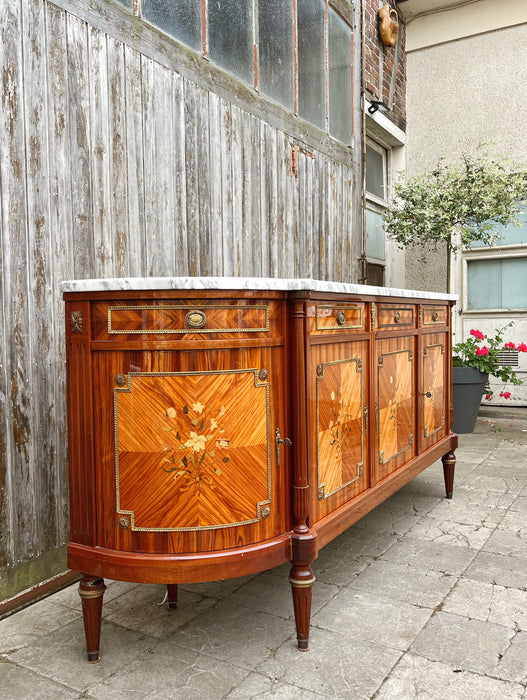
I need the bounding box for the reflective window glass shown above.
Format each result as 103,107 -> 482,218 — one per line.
297,0 -> 325,130
328,8 -> 352,145
209,0 -> 254,85
469,206 -> 527,247
366,209 -> 386,261
259,0 -> 294,111
366,145 -> 386,201
468,257 -> 527,309
142,0 -> 201,51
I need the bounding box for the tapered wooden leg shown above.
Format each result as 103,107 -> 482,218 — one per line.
290,532 -> 317,651
78,575 -> 106,663
166,583 -> 178,609
442,450 -> 456,499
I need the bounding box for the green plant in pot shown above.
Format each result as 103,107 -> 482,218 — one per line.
383,147 -> 527,292
452,324 -> 526,433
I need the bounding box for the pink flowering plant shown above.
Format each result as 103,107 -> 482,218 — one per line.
452,323 -> 526,399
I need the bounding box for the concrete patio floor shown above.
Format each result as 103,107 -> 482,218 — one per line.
1,410 -> 526,699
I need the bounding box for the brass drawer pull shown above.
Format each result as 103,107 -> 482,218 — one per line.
394,311 -> 401,323
432,311 -> 439,322
185,310 -> 207,328
336,310 -> 347,326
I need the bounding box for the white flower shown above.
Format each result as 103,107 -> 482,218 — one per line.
210,418 -> 218,430
192,402 -> 205,414
184,431 -> 207,452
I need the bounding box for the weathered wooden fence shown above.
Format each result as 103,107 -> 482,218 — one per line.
0,0 -> 362,601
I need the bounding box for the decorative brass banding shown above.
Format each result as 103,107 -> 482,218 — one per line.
261,506 -> 271,518
288,576 -> 316,588
336,310 -> 347,326
115,374 -> 127,387
118,515 -> 130,529
71,311 -> 83,333
185,310 -> 207,328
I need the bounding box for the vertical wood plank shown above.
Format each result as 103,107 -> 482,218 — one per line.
263,123 -> 278,277
0,0 -> 34,562
231,104 -> 243,276
45,0 -> 72,543
184,79 -> 202,276
208,92 -> 223,276
123,44 -> 145,277
107,36 -> 128,277
67,13 -> 93,279
197,84 -> 211,276
220,99 -> 234,276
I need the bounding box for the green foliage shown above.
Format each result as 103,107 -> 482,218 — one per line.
383,148 -> 527,252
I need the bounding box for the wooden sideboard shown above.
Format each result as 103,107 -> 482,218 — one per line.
63,279 -> 458,661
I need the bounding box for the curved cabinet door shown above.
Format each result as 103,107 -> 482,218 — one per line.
93,347 -> 288,554
374,336 -> 416,482
310,340 -> 369,521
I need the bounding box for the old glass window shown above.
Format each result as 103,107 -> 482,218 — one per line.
209,0 -> 254,85
297,0 -> 326,131
142,0 -> 202,52
365,142 -> 388,270
259,0 -> 294,111
328,8 -> 352,145
468,258 -> 527,309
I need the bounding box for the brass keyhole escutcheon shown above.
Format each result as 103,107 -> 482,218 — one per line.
394,311 -> 401,323
261,506 -> 271,519
336,310 -> 347,326
185,310 -> 207,329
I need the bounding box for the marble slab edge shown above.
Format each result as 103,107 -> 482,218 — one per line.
60,276 -> 458,302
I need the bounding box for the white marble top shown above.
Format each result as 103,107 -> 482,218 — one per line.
60,276 -> 458,301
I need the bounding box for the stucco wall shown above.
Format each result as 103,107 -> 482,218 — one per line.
405,21 -> 527,292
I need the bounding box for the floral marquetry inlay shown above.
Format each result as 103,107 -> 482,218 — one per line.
114,369 -> 271,531
317,358 -> 365,498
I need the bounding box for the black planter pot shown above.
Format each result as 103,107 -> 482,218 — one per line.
452,366 -> 489,434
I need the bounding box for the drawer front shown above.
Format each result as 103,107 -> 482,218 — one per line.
310,304 -> 366,334
376,304 -> 416,330
91,300 -> 282,341
421,305 -> 448,327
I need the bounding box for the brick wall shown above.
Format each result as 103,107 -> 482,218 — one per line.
364,0 -> 406,131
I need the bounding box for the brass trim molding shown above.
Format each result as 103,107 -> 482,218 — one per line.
113,368 -> 272,532
107,304 -> 270,334
315,305 -> 364,331
316,357 -> 365,499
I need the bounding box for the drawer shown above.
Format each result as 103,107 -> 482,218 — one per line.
421,305 -> 448,326
311,304 -> 366,334
91,301 -> 276,340
376,304 -> 416,330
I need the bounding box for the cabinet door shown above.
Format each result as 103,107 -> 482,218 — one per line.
420,332 -> 448,451
310,340 -> 369,521
93,347 -> 287,554
374,336 -> 416,481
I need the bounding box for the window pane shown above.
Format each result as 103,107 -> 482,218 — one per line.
143,0 -> 201,51
209,0 -> 254,85
366,145 -> 385,200
366,209 -> 385,261
469,207 -> 527,247
468,258 -> 527,309
502,258 -> 527,307
297,0 -> 325,130
328,9 -> 352,144
259,0 -> 294,110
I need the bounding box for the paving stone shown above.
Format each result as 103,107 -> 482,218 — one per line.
510,496 -> 527,513
179,574 -> 257,599
5,618 -> 156,693
483,529 -> 527,560
165,601 -> 294,671
103,582 -> 217,639
0,598 -> 80,653
406,515 -> 495,550
86,640 -> 250,700
412,611 -> 515,676
379,534 -> 477,576
228,564 -> 338,620
314,526 -> 398,586
224,671 -> 331,699
375,652 -> 524,699
498,508 -> 527,532
492,630 -> 527,684
464,550 -> 527,589
442,579 -> 527,630
257,626 -> 402,700
312,588 -> 431,650
48,579 -> 140,610
462,473 -> 524,495
0,659 -> 79,699
347,559 -> 456,608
